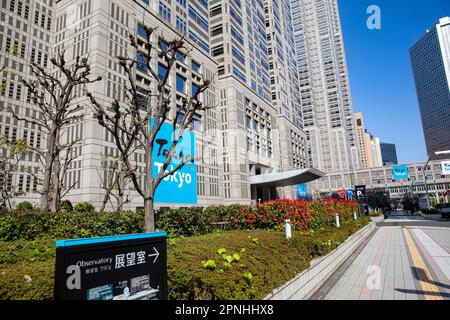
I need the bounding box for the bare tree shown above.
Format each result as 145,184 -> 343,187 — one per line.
51,138 -> 83,211
98,156 -> 131,212
0,136 -> 29,210
88,23 -> 213,231
8,51 -> 102,211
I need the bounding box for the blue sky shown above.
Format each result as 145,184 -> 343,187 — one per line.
337,0 -> 450,164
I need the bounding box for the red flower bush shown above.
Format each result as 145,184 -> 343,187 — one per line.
225,199 -> 358,231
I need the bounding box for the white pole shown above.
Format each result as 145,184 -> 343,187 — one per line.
335,214 -> 340,228
285,219 -> 292,240
353,211 -> 357,220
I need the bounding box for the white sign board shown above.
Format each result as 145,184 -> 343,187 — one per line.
442,161 -> 450,175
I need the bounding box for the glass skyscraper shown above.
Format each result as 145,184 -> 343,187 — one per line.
410,17 -> 450,159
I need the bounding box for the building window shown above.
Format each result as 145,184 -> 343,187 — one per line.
176,16 -> 187,34
176,0 -> 186,7
192,60 -> 201,73
137,23 -> 147,38
176,74 -> 186,93
158,64 -> 168,80
211,24 -> 223,37
192,83 -> 199,96
137,54 -> 147,72
232,46 -> 245,65
210,5 -> 221,17
211,45 -> 224,57
175,51 -> 185,63
159,1 -> 171,22
230,26 -> 244,45
198,0 -> 208,9
188,5 -> 208,32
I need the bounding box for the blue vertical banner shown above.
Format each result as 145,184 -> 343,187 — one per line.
392,165 -> 409,180
152,121 -> 197,204
297,183 -> 308,199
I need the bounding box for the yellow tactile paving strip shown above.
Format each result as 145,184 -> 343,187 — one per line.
402,228 -> 443,300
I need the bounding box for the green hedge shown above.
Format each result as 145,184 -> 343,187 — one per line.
1,200 -> 360,241
0,211 -> 145,241
0,217 -> 371,300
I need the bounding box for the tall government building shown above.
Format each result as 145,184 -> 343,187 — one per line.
410,17 -> 450,160
290,0 -> 360,174
0,0 -> 317,209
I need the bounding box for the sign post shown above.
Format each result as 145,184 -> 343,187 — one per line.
346,188 -> 354,200
54,232 -> 167,300
355,185 -> 368,217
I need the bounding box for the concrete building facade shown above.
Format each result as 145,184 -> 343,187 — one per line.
1,0 -> 319,209
0,0 -> 54,204
291,0 -> 360,174
354,112 -> 382,169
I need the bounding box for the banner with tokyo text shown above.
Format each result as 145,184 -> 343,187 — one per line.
392,165 -> 409,180
152,121 -> 197,204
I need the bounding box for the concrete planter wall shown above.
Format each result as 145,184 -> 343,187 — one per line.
420,213 -> 441,220
264,220 -> 377,300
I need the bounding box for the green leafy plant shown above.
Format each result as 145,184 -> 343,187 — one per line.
223,255 -> 234,264
243,272 -> 254,282
201,259 -> 217,270
217,248 -> 227,255
60,200 -> 73,212
73,202 -> 95,213
15,201 -> 34,212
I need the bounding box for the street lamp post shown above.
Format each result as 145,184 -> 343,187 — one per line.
423,155 -> 432,210
423,150 -> 450,209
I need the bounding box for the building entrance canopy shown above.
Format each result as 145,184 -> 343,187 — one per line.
249,168 -> 325,188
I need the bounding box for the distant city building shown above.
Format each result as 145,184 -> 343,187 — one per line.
410,17 -> 450,159
370,136 -> 383,168
354,112 -> 381,168
308,160 -> 450,202
380,143 -> 398,166
291,0 -> 360,173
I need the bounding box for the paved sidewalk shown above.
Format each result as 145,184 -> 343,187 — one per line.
323,225 -> 450,300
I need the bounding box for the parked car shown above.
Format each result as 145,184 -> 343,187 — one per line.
436,203 -> 450,219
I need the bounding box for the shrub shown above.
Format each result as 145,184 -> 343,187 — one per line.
168,217 -> 370,300
73,202 -> 95,213
60,200 -> 73,212
421,208 -> 440,215
0,200 -> 359,241
224,199 -> 358,231
155,207 -> 213,237
0,217 -> 371,300
15,201 -> 34,212
0,211 -> 145,241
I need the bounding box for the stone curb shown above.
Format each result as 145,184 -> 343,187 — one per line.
263,220 -> 377,300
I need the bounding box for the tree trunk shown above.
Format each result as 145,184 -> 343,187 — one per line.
50,158 -> 61,212
116,170 -> 125,211
144,197 -> 155,232
100,190 -> 110,212
41,129 -> 56,212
